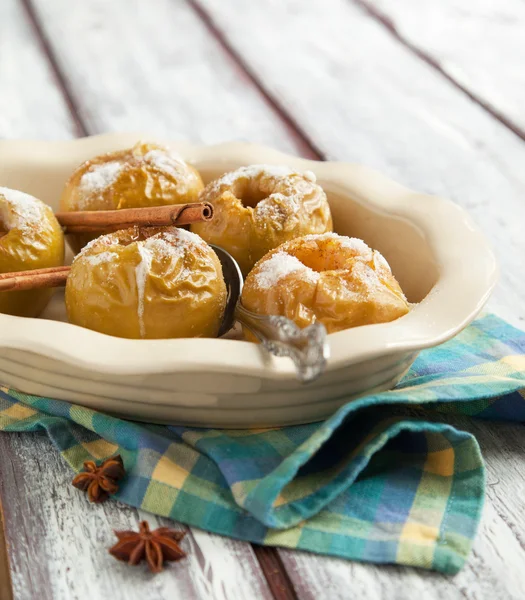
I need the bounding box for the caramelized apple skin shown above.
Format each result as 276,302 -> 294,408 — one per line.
65,227 -> 226,340
0,188 -> 65,318
61,142 -> 204,253
241,233 -> 409,337
191,165 -> 332,276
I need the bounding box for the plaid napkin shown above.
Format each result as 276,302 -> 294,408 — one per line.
1,313 -> 524,574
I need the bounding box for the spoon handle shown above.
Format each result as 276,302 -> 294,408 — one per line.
235,304 -> 329,383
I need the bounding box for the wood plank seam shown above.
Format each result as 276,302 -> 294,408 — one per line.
180,11 -> 313,594
0,498 -> 14,600
252,545 -> 299,600
3,2 -> 305,595
175,6 -> 321,592
7,1 -> 312,592
4,1 -> 524,597
350,0 -> 525,144
20,0 -> 88,137
186,0 -> 324,160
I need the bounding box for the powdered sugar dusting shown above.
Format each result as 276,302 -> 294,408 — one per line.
340,237 -> 370,253
253,201 -> 282,222
79,161 -> 122,196
134,230 -> 204,337
144,149 -> 187,179
373,250 -> 390,271
135,245 -> 153,338
75,227 -> 209,339
143,235 -> 183,261
350,259 -> 388,296
217,164 -> 294,187
162,226 -> 208,250
255,251 -> 319,290
76,235 -> 109,261
0,187 -> 46,234
302,232 -> 371,254
82,251 -> 119,267
254,193 -> 301,223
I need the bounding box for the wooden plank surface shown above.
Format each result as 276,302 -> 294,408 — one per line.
0,1 -> 297,598
191,0 -> 525,597
0,7 -> 74,594
27,0 -> 313,156
0,500 -> 13,600
195,0 -> 525,327
0,0 -> 75,139
252,546 -> 298,600
0,433 -> 274,600
362,0 -> 525,139
1,0 -> 524,598
25,0 -> 525,323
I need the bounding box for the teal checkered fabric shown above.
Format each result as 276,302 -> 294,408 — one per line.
1,313 -> 524,574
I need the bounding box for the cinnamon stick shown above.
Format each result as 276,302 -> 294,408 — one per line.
0,266 -> 70,292
0,202 -> 215,292
55,202 -> 213,234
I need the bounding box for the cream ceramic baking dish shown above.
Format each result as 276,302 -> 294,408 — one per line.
0,133 -> 497,427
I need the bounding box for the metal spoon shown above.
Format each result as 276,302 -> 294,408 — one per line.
211,245 -> 329,383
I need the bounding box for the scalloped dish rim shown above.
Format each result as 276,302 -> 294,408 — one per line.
0,134 -> 498,381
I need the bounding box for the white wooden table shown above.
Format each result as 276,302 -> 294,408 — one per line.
1,1 -> 524,598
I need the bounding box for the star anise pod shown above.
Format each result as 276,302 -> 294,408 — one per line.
72,455 -> 125,503
109,521 -> 187,573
